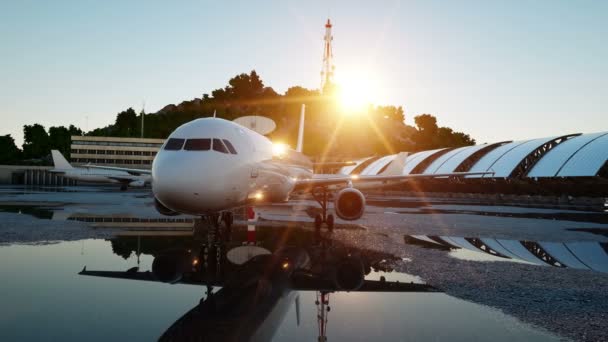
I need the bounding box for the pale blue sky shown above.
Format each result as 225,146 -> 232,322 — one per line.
1,0 -> 607,146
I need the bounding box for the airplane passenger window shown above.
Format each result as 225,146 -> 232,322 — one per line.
222,139 -> 237,154
184,138 -> 211,151
212,139 -> 229,154
164,138 -> 185,150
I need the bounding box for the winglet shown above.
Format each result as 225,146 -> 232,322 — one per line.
296,104 -> 305,153
51,150 -> 74,170
380,152 -> 408,176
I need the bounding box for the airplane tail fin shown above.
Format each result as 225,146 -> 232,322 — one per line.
51,150 -> 74,170
295,104 -> 305,153
380,152 -> 409,176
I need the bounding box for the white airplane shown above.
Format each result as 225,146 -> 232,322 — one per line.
88,108 -> 492,231
49,150 -> 151,191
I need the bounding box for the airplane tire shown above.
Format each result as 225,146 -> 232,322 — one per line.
314,214 -> 323,235
326,214 -> 334,232
120,184 -> 128,191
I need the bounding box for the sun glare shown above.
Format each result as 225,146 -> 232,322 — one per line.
272,142 -> 289,157
335,70 -> 380,114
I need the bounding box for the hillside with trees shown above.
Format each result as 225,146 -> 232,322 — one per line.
1,70 -> 475,163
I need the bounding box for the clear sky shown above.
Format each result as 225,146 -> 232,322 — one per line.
1,0 -> 607,146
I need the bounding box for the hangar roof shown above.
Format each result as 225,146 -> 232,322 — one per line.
360,154 -> 397,175
423,144 -> 495,174
527,132 -> 608,177
402,149 -> 447,175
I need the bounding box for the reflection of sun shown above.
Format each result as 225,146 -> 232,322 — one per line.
335,69 -> 380,114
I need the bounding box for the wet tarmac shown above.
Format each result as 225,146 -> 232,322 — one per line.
0,185 -> 607,341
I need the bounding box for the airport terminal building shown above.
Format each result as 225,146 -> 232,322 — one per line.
70,135 -> 165,169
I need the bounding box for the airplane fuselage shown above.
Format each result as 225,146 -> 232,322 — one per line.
152,118 -> 312,215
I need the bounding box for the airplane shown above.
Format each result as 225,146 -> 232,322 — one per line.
86,106 -> 493,231
80,232 -> 441,341
49,150 -> 151,191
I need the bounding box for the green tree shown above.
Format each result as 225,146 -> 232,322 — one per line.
48,126 -> 72,157
22,124 -> 50,159
0,135 -> 21,164
114,108 -> 139,137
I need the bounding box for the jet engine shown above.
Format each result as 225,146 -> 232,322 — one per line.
334,188 -> 365,220
152,250 -> 193,284
154,197 -> 179,216
129,180 -> 145,187
332,254 -> 365,291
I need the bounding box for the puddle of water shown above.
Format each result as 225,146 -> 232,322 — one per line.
0,237 -> 560,342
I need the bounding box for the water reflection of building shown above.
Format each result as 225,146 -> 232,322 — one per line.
65,214 -> 194,229
405,235 -> 608,273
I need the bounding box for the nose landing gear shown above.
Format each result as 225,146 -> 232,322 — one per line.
195,212 -> 234,242
312,186 -> 335,236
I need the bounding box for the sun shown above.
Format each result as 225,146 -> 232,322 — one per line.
334,70 -> 380,114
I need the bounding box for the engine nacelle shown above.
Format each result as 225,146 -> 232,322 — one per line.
154,197 -> 179,216
129,179 -> 145,187
152,251 -> 192,284
332,255 -> 365,291
334,188 -> 365,221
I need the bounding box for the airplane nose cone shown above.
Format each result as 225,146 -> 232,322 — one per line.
152,152 -> 241,215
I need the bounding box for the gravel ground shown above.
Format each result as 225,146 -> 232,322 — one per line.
331,228 -> 607,342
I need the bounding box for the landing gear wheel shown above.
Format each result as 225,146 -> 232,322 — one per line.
326,214 -> 334,232
120,184 -> 127,191
221,212 -> 234,228
314,214 -> 323,234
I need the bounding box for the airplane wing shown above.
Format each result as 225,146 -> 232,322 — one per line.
84,164 -> 152,176
79,267 -> 441,293
289,272 -> 441,292
78,267 -> 223,287
106,176 -> 146,183
294,152 -> 493,191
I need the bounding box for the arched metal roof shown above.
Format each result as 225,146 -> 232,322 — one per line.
537,242 -> 591,270
360,154 -> 397,175
565,242 -> 608,273
402,148 -> 447,175
527,132 -> 608,177
423,144 -> 495,174
338,156 -> 374,175
468,136 -> 564,178
556,133 -> 608,177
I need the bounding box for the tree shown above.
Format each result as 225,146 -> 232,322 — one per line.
411,114 -> 475,151
22,124 -> 50,159
0,135 -> 21,164
48,126 -> 72,158
114,108 -> 139,137
68,125 -> 82,136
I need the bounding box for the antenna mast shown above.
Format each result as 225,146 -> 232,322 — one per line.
320,19 -> 335,92
140,101 -> 145,138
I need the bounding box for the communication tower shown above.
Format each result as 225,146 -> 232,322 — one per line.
320,19 -> 335,92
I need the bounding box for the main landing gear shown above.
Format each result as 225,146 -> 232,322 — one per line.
311,186 -> 334,235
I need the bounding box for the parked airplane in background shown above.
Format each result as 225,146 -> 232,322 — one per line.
50,150 -> 151,191
88,106 -> 492,231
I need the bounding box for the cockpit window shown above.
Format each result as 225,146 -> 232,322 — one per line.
184,139 -> 211,151
222,139 -> 237,154
212,138 -> 229,154
164,138 -> 185,150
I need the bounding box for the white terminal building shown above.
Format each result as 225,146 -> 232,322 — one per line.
70,135 -> 165,169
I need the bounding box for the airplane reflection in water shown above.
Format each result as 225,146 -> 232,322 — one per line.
406,235 -> 608,273
81,229 -> 440,341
